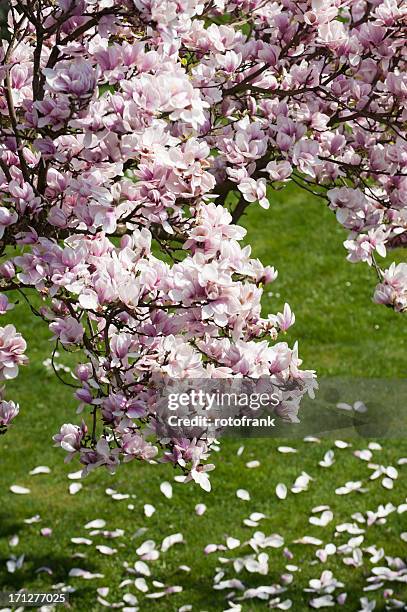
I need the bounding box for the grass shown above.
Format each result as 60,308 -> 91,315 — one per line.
0,184 -> 406,611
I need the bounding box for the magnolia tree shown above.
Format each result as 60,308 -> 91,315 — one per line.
0,0 -> 406,490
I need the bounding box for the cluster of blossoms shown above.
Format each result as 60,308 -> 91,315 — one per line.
0,0 -> 405,487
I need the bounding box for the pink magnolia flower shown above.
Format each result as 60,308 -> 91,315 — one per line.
271,303 -> 296,332
0,295 -> 14,315
374,0 -> 407,26
268,342 -> 293,374
80,437 -> 120,475
238,178 -> 270,210
265,161 -> 292,182
53,422 -> 87,456
32,96 -> 71,130
49,317 -> 84,345
305,0 -> 338,25
292,139 -> 321,178
121,432 -> 158,462
43,60 -> 97,97
0,400 -> 19,427
317,21 -> 347,48
0,207 -> 18,239
344,227 -> 388,265
187,463 -> 215,492
0,261 -> 15,279
75,363 -> 92,382
0,325 -> 28,380
374,263 -> 407,312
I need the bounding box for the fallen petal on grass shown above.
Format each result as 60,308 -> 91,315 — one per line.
84,519 -> 106,529
276,483 -> 287,500
161,533 -> 184,552
29,466 -> 51,475
195,503 -> 207,516
144,504 -> 156,517
160,481 -> 173,499
236,489 -> 250,501
10,485 -> 30,495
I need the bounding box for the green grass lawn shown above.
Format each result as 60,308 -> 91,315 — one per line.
0,185 -> 406,611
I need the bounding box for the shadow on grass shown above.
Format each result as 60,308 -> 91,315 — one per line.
0,558 -> 99,608
0,515 -> 97,601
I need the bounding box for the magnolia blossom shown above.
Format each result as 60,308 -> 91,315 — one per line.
317,20 -> 347,48
265,161 -> 292,183
238,178 -> 270,210
374,263 -> 407,312
122,433 -> 158,462
49,317 -> 84,346
0,400 -> 19,427
271,304 -> 296,333
0,295 -> 13,315
53,422 -> 87,458
344,227 -> 388,265
0,325 -> 27,381
43,61 -> 97,97
0,208 -> 18,239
